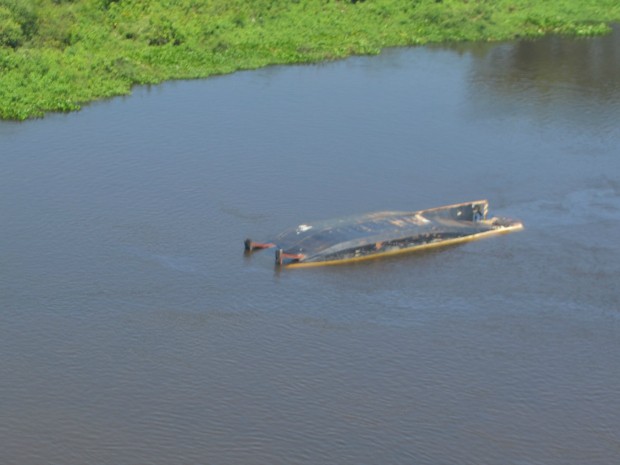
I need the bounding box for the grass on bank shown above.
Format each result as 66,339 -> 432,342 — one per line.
1,0 -> 619,120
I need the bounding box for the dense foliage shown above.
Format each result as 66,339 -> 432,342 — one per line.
1,0 -> 619,119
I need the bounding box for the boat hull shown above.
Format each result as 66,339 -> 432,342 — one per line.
244,200 -> 523,267
285,222 -> 523,268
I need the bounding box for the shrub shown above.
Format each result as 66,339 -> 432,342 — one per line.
0,7 -> 24,48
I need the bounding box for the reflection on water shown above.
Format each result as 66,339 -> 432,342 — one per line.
1,28 -> 620,465
466,25 -> 620,133
471,25 -> 620,96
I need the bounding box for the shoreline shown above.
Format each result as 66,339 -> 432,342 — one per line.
1,1 -> 619,121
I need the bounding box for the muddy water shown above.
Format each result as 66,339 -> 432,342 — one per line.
1,28 -> 619,465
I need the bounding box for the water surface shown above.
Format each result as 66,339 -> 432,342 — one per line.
1,29 -> 620,465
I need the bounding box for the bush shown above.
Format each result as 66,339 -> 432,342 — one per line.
0,0 -> 38,40
146,16 -> 185,46
0,7 -> 24,48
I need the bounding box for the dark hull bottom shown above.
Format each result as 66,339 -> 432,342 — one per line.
244,200 -> 523,268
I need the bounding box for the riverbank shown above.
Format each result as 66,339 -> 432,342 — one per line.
1,0 -> 619,120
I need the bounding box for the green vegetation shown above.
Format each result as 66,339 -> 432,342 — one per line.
1,0 -> 619,119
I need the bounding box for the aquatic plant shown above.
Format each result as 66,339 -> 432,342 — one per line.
1,0 -> 618,120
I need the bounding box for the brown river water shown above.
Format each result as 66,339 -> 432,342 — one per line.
1,28 -> 619,465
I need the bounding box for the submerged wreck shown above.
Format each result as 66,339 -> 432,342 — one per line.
244,200 -> 523,268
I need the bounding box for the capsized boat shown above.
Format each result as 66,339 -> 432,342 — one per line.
244,200 -> 523,268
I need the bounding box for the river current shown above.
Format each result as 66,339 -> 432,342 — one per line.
1,29 -> 620,465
